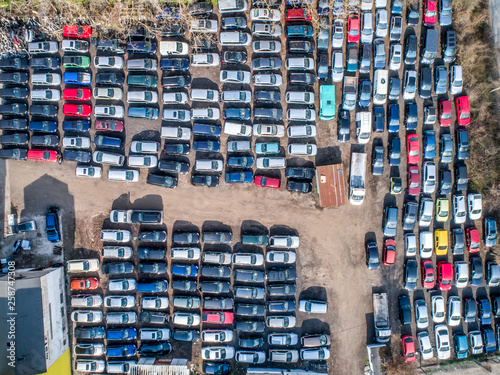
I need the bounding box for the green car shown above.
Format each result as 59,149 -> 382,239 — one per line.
255,142 -> 280,155
62,56 -> 90,68
241,234 -> 268,246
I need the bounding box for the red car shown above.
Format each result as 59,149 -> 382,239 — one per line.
95,120 -> 124,132
407,166 -> 420,196
423,0 -> 437,26
285,8 -> 312,22
63,88 -> 91,101
347,14 -> 360,43
455,96 -> 471,126
27,149 -> 59,162
466,227 -> 481,253
402,335 -> 416,362
438,99 -> 452,127
406,134 -> 420,165
254,175 -> 280,189
63,103 -> 91,117
421,260 -> 435,289
437,261 -> 453,291
383,239 -> 396,266
63,25 -> 92,38
71,277 -> 99,290
202,311 -> 234,324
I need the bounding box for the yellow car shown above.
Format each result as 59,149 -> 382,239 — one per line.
435,198 -> 449,222
435,229 -> 449,256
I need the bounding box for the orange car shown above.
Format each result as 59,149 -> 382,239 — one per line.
71,277 -> 99,291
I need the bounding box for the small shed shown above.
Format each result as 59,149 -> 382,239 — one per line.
315,164 -> 346,207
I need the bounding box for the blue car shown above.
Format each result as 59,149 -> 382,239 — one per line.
387,104 -> 399,133
405,103 -> 418,130
358,80 -> 371,108
373,107 -> 385,133
63,72 -> 91,85
107,328 -> 137,341
160,58 -> 189,71
171,264 -> 198,277
423,130 -> 436,160
63,150 -> 92,163
224,171 -> 253,184
106,345 -> 136,357
453,333 -> 468,359
227,156 -> 254,168
94,135 -> 123,149
255,142 -> 280,155
482,329 -> 496,354
137,280 -> 168,293
46,209 -> 60,242
478,298 -> 493,325
193,140 -> 220,152
126,41 -> 157,54
392,0 -> 403,14
29,121 -> 58,133
193,123 -> 221,136
62,120 -> 90,132
204,362 -> 230,375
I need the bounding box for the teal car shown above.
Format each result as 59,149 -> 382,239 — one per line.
255,142 -> 280,155
453,333 -> 468,359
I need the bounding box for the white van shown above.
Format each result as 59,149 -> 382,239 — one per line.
195,159 -> 223,172
159,41 -> 188,56
31,89 -> 61,102
419,231 -> 433,258
31,73 -> 61,86
127,58 -> 157,71
372,69 -> 389,105
67,259 -> 100,273
108,169 -> 140,182
360,12 -> 374,44
190,89 -> 219,102
355,111 -> 372,144
219,32 -> 252,46
127,91 -> 158,103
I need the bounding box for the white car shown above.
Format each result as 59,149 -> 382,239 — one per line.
140,328 -> 170,341
101,230 -> 131,242
191,89 -> 219,102
159,41 -> 189,55
269,333 -> 299,346
236,351 -> 266,364
170,247 -> 201,260
415,299 -> 429,329
419,231 -> 433,258
252,23 -> 282,37
201,346 -> 235,360
403,70 -> 417,100
30,89 -> 60,102
94,56 -> 124,69
454,261 -> 468,288
253,124 -> 285,137
253,73 -> 282,87
191,108 -> 220,120
107,361 -> 137,374
450,65 -> 463,95
252,40 -> 281,53
102,246 -> 133,259
173,312 -> 201,326
108,278 -> 137,292
285,57 -> 314,71
300,347 -> 330,360
106,312 -> 137,324
141,296 -> 169,310
194,159 -> 223,172
76,166 -> 102,178
127,156 -> 156,168
162,109 -> 191,122
67,259 -> 100,273
126,91 -> 158,103
202,330 -> 234,343
161,126 -> 191,140
71,310 -> 103,323
218,0 -> 248,12
163,92 -> 188,104
93,87 -> 123,100
266,251 -> 296,264
191,53 -> 220,67
286,91 -> 315,104
422,161 -> 436,194
190,19 -> 218,33
469,331 -> 484,355
453,194 -> 467,224
332,19 -> 344,49
250,8 -> 280,21
63,136 -> 91,149
360,12 -> 374,44
256,157 -> 285,169
331,51 -> 344,82
94,105 -> 124,118
222,90 -> 251,103
220,70 -> 251,84
375,9 -> 388,37
435,325 -> 451,359
287,125 -> 317,138
287,109 -> 316,121
227,141 -> 251,152
71,295 -> 103,308
31,73 -> 61,86
224,122 -> 252,136
389,44 -> 402,71
61,39 -> 89,52
74,343 -> 104,356
417,332 -> 434,360
232,253 -> 264,266
130,141 -> 160,154
298,300 -> 327,314
93,151 -> 124,166
404,234 -> 417,256
467,193 -> 482,220
76,360 -> 105,373
287,143 -> 317,156
431,295 -> 445,323
104,295 -> 135,308
419,198 -> 434,227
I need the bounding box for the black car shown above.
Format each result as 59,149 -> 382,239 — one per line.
30,105 -> 58,117
235,320 -> 265,333
372,107 -> 384,133
0,119 -> 28,130
366,241 -> 379,269
452,228 -> 465,255
407,5 -> 420,26
140,343 -> 172,355
0,133 -> 29,146
235,304 -> 265,317
267,300 -> 295,313
399,295 -> 412,324
285,167 -> 315,179
470,256 -> 483,286
159,24 -> 186,37
0,57 -> 28,70
317,52 -> 328,80
0,103 -> 28,116
239,337 -> 264,349
254,90 -> 280,103
146,173 -> 178,189
102,262 -> 134,274
191,174 -> 219,187
188,1 -> 212,15
138,262 -> 167,274
63,120 -> 90,132
388,77 -> 400,101
402,201 -> 418,231
337,110 -> 351,142
172,232 -> 200,244
30,121 -> 58,133
405,103 -> 418,131
164,143 -> 190,155
223,108 -> 251,121
0,148 -> 28,160
172,330 -> 200,342
0,88 -> 29,99
371,146 -> 384,176
389,138 -> 401,166
254,107 -> 282,120
286,179 -> 313,194
96,39 -> 126,54
162,75 -> 191,88
201,266 -> 231,278
221,50 -> 247,64
419,68 -> 432,99
221,17 -> 247,30
233,269 -> 265,283
199,281 -> 231,293
139,231 -> 167,242
30,57 -> 59,70
95,73 -> 125,86
288,72 -> 316,85
463,298 -> 477,322
267,268 -> 296,282
63,150 -> 91,163
158,160 -> 189,175
456,129 -> 470,160
287,40 -> 314,53
455,163 -> 468,191
439,169 -> 452,195
0,72 -> 28,84
404,35 -> 418,65
172,279 -> 197,292
202,232 -> 232,244
74,327 -> 105,340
